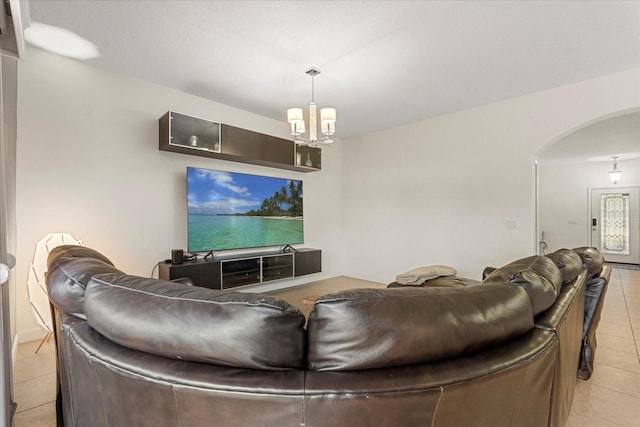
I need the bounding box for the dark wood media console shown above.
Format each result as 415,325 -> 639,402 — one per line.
158,248 -> 321,290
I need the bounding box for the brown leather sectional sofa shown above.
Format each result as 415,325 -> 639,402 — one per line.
46,245 -> 608,427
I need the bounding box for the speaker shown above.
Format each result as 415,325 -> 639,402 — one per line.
171,249 -> 184,265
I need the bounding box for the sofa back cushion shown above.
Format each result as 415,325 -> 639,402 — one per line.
84,273 -> 307,370
307,284 -> 533,371
483,256 -> 561,315
47,245 -> 114,270
47,257 -> 123,319
545,249 -> 583,285
573,247 -> 605,279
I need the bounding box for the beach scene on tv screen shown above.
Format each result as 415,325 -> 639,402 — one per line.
187,167 -> 303,252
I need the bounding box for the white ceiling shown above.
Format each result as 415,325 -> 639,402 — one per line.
26,0 -> 640,149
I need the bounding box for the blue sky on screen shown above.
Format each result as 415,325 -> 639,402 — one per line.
187,167 -> 299,215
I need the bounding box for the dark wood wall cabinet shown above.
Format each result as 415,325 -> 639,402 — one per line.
159,111 -> 321,172
158,248 -> 322,290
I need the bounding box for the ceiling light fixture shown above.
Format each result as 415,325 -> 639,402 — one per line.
287,67 -> 336,148
609,156 -> 622,184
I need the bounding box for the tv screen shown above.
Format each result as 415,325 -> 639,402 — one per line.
187,167 -> 303,252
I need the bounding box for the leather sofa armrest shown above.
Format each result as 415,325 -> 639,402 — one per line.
579,265 -> 611,380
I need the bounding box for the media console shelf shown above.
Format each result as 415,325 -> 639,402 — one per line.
158,248 -> 321,290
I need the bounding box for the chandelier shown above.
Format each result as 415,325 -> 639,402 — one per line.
287,67 -> 336,147
609,156 -> 622,184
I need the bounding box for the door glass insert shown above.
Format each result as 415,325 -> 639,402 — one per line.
600,193 -> 630,255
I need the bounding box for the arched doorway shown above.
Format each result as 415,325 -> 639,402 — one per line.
535,110 -> 640,264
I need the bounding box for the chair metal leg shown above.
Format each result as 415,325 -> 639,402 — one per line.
35,331 -> 52,354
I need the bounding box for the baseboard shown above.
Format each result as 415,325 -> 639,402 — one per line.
16,327 -> 47,344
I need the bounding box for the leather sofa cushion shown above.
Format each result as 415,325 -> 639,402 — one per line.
307,283 -> 533,371
84,273 -> 307,370
47,257 -> 123,320
483,256 -> 561,315
545,249 -> 583,285
47,245 -> 114,270
573,247 -> 605,279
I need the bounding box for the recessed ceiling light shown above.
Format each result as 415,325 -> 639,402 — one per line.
25,22 -> 100,60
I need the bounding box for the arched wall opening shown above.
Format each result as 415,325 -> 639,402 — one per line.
534,108 -> 640,257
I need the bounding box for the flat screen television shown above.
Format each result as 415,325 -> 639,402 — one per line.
187,167 -> 303,253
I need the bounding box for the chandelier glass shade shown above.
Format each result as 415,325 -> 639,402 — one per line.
287,67 -> 336,147
609,156 -> 622,184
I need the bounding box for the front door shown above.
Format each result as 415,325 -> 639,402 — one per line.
590,187 -> 640,264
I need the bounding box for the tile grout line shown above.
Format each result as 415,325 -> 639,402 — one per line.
590,269 -> 640,380
13,372 -> 55,387
14,399 -> 57,416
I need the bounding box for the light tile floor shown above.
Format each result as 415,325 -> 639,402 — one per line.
567,267 -> 640,427
12,338 -> 57,427
11,270 -> 640,426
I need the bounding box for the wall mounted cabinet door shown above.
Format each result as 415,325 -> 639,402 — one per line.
220,124 -> 261,158
261,134 -> 295,166
159,111 -> 221,156
295,146 -> 321,170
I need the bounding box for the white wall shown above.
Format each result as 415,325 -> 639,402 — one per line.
342,68 -> 640,283
15,48 -> 345,340
14,46 -> 640,338
539,158 -> 640,252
